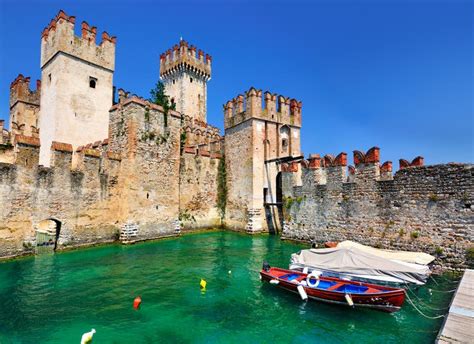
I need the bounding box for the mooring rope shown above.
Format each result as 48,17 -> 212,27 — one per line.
405,291 -> 446,319
428,288 -> 457,294
406,288 -> 450,312
429,275 -> 440,286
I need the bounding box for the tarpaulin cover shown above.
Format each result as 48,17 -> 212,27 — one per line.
290,246 -> 431,285
337,241 -> 435,265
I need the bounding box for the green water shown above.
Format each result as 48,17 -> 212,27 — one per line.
0,231 -> 458,343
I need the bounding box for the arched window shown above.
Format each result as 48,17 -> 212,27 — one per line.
89,77 -> 97,88
280,125 -> 290,152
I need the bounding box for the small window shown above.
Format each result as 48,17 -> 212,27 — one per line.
282,138 -> 288,148
173,79 -> 175,84
48,74 -> 51,83
89,77 -> 97,88
190,77 -> 193,83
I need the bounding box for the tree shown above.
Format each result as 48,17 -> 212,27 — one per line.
150,81 -> 176,113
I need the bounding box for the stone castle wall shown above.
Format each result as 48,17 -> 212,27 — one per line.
0,91 -> 225,259
0,140 -> 122,258
179,147 -> 222,230
281,148 -> 474,268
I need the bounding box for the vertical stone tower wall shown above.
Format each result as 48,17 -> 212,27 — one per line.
39,10 -> 116,166
224,87 -> 302,233
160,40 -> 211,123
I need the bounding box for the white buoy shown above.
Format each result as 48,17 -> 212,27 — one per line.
81,329 -> 96,344
303,267 -> 309,274
297,284 -> 308,301
270,279 -> 279,285
345,293 -> 354,307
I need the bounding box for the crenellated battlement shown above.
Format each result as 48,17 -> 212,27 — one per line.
282,147 -> 429,187
112,88 -> 181,118
10,74 -> 41,108
224,87 -> 302,129
282,147 -> 473,266
40,10 -> 116,71
182,139 -> 223,159
181,114 -> 221,146
399,156 -> 424,169
159,40 -> 211,80
8,74 -> 41,140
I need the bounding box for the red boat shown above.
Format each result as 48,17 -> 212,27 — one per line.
260,263 -> 406,313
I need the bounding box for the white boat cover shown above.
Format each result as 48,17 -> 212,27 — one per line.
290,246 -> 431,285
337,241 -> 435,265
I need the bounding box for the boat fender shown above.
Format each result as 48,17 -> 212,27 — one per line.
300,280 -> 308,287
133,296 -> 142,310
345,293 -> 354,307
297,284 -> 308,301
200,279 -> 207,290
302,267 -> 309,274
269,279 -> 279,285
306,273 -> 320,288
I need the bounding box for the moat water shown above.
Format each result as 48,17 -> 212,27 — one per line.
0,231 -> 457,343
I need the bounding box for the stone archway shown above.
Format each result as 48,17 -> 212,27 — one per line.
35,218 -> 62,254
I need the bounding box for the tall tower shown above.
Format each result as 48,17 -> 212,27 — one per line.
223,88 -> 302,233
39,10 -> 116,166
9,74 -> 41,139
159,40 -> 211,123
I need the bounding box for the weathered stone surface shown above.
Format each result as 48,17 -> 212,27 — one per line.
282,161 -> 474,268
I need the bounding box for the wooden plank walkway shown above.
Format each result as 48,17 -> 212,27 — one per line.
437,269 -> 474,343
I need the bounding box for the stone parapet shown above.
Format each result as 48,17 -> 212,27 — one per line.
159,40 -> 211,80
41,10 -> 115,71
224,87 -> 302,129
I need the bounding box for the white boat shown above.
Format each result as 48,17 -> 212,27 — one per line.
289,244 -> 434,286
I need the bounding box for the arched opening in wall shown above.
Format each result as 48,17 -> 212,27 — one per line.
265,172 -> 283,235
35,218 -> 62,254
89,77 -> 97,89
280,125 -> 290,154
276,172 -> 283,205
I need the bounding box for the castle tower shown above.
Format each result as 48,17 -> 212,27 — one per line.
39,10 -> 116,166
9,74 -> 41,139
224,87 -> 302,233
159,40 -> 211,123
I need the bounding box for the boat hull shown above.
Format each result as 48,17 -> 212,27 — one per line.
260,267 -> 406,313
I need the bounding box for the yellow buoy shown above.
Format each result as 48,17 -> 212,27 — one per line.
200,278 -> 207,290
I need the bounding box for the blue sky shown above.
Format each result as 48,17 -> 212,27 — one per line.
0,0 -> 472,166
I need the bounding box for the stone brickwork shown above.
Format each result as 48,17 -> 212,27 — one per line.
224,87 -> 302,233
281,147 -> 474,268
160,40 -> 211,123
1,9 -> 472,270
0,92 -> 187,258
9,74 -> 40,139
0,141 -> 122,258
39,10 -> 115,166
179,145 -> 222,230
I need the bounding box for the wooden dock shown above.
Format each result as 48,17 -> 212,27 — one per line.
437,269 -> 474,343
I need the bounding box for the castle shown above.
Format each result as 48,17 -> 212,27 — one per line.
0,10 -> 472,266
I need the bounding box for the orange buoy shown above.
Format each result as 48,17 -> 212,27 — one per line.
133,296 -> 142,310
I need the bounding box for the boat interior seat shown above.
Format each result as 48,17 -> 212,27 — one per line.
327,283 -> 345,291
